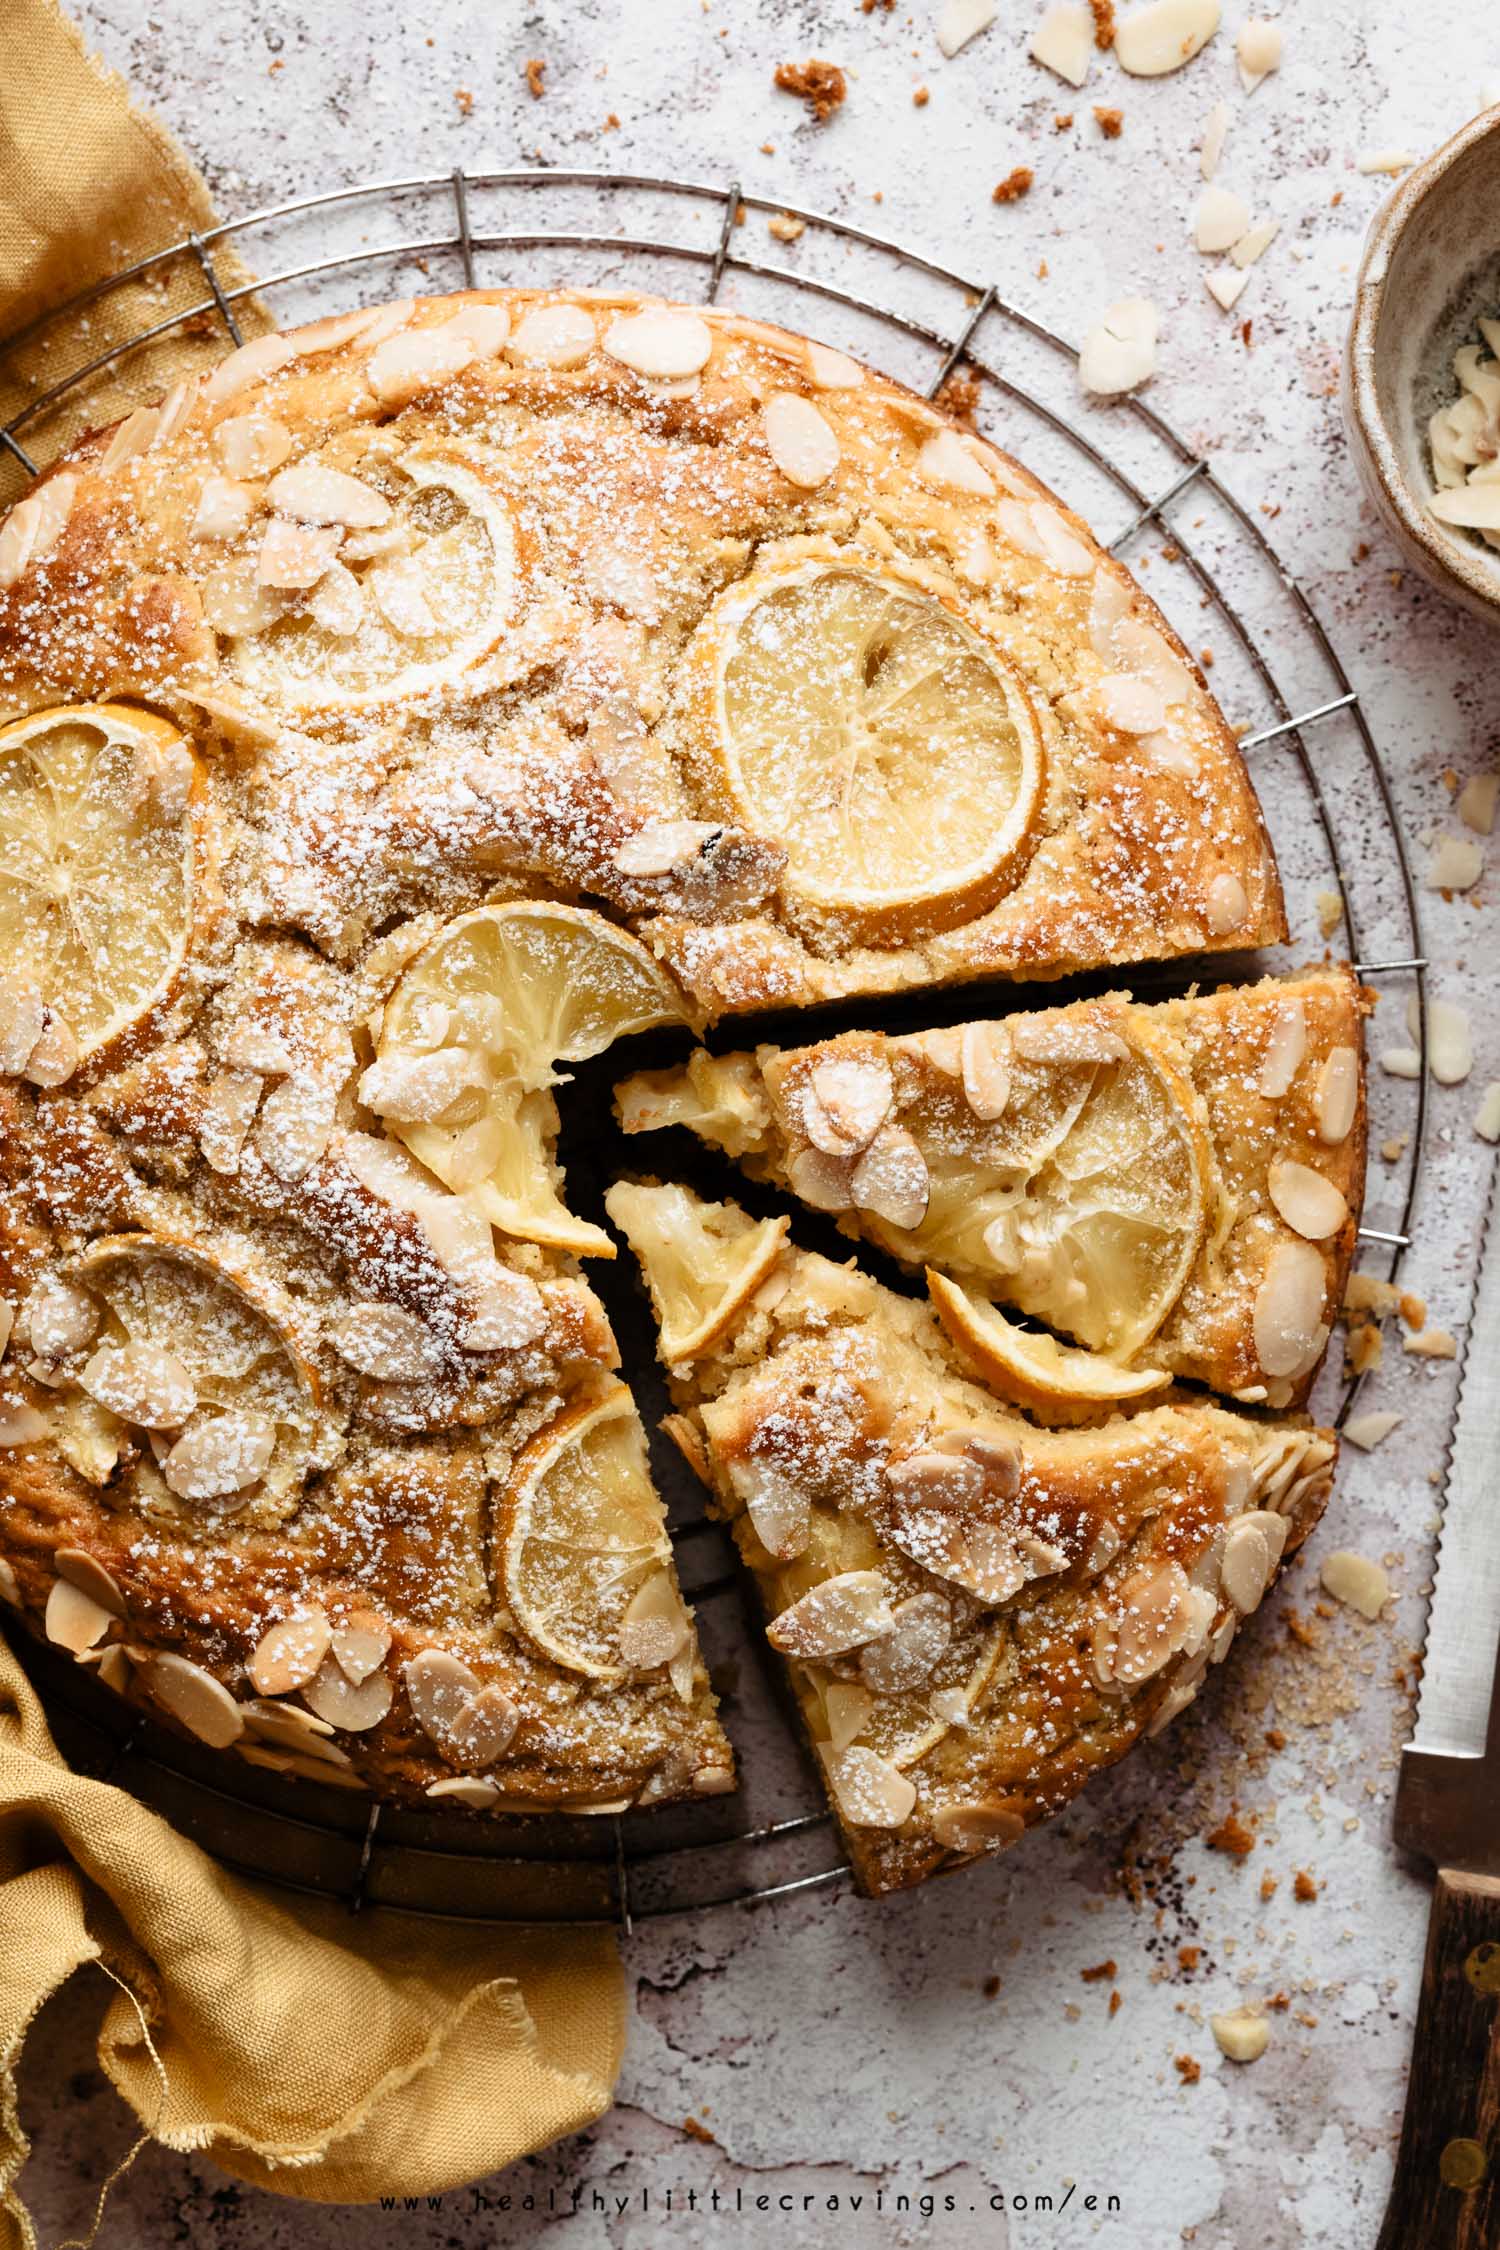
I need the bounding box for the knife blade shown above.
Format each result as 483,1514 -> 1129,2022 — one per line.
1378,1165 -> 1500,2250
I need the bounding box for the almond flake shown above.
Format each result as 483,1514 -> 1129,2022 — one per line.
1314,1045 -> 1360,1140
960,1021 -> 1012,1119
1458,773 -> 1498,835
301,1652 -> 394,1732
257,517 -> 342,591
0,980 -> 44,1074
23,1014 -> 78,1088
163,1409 -> 276,1502
81,1341 -> 196,1429
820,1744 -> 916,1829
1029,501 -> 1094,576
0,1404 -> 47,1447
26,1277 -> 98,1360
250,1610 -> 333,1695
425,1775 -> 501,1809
191,475 -> 260,542
804,1055 -> 893,1153
509,302 -> 597,368
45,1576 -> 114,1655
1379,1046 -> 1422,1080
1356,150 -> 1418,177
1403,1327 -> 1457,1360
858,1592 -> 952,1694
936,0 -> 997,58
1200,100 -> 1231,180
617,1569 -> 691,1668
850,1123 -> 930,1229
366,326 -> 479,406
441,303 -> 511,356
1098,673 -> 1169,733
1319,1549 -> 1389,1620
1204,869 -> 1250,935
1475,1081 -> 1500,1142
1258,1001 -> 1306,1098
767,1571 -> 894,1660
202,563 -> 286,637
1221,1509 -> 1289,1614
1195,185 -> 1251,253
328,1302 -> 445,1382
1411,993 -> 1473,1085
99,408 -> 159,476
613,818 -> 721,877
55,1547 -> 125,1616
331,1613 -> 393,1684
1029,3 -> 1094,87
1268,1158 -> 1348,1241
290,305 -> 406,357
1343,1410 -> 1401,1451
202,333 -> 294,405
733,1459 -> 812,1559
805,340 -> 864,390
915,428 -> 995,496
147,1652 -> 245,1746
1253,1240 -> 1328,1378
267,459 -> 391,530
931,1797 -> 1026,1851
214,412 -> 293,479
1078,298 -> 1159,396
1236,17 -> 1282,90
199,1070 -> 263,1174
1230,220 -> 1280,270
1212,2007 -> 1270,2062
762,393 -> 840,487
603,309 -> 712,381
1206,266 -> 1251,314
824,1683 -> 873,1753
1115,0 -> 1222,78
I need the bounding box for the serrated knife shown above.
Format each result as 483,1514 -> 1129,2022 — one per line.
1377,1182 -> 1500,2250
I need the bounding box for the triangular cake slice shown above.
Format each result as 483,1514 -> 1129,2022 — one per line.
607,1180 -> 1335,1897
616,967 -> 1367,1411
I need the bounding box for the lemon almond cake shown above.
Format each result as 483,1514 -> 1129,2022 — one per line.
0,286 -> 1345,1879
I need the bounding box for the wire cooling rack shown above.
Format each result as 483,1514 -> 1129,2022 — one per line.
0,170 -> 1430,1930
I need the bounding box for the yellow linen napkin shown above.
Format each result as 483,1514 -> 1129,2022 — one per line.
0,7 -> 627,2239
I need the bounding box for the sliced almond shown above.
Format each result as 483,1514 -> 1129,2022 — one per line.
191,475 -> 261,541
1115,0 -> 1222,78
366,326 -> 478,406
203,333 -> 294,404
24,1013 -> 78,1088
805,340 -> 864,390
242,1696 -> 337,1748
915,428 -> 995,497
767,1571 -> 894,1660
762,394 -> 840,488
1028,2 -> 1094,87
1236,18 -> 1283,90
1343,1410 -> 1400,1452
199,1070 -> 263,1173
331,1612 -> 393,1684
403,1647 -> 480,1745
1458,772 -> 1498,835
734,1460 -> 811,1560
359,1046 -> 487,1125
887,1450 -> 987,1512
1230,221 -> 1280,271
1253,1239 -> 1328,1379
146,1652 -> 245,1746
1268,1159 -> 1348,1241
328,1302 -> 445,1382
1414,995 -> 1474,1087
1097,673 -> 1169,734
509,302 -> 596,368
803,1055 -> 893,1154
96,1645 -> 133,1695
253,1073 -> 336,1182
1200,99 -> 1231,179
1221,1508 -> 1289,1613
214,412 -> 293,479
301,1652 -> 394,1732
1206,267 -> 1251,313
850,1124 -> 930,1229
786,1145 -> 855,1212
257,517 -> 342,590
959,1020 -> 1012,1120
162,1409 -> 276,1502
1314,1046 -> 1359,1143
1195,185 -> 1251,254
1212,2007 -> 1270,2062
1205,869 -> 1249,935
820,1744 -> 916,1829
823,1682 -> 873,1752
0,1403 -> 48,1446
55,1547 -> 125,1616
26,1277 -> 98,1360
603,308 -> 713,380
1258,1000 -> 1306,1098
613,817 -> 722,877
290,304 -> 408,357
930,1798 -> 1026,1852
0,980 -> 44,1074
617,1569 -> 691,1668
425,1774 -> 501,1809
249,1609 -> 334,1697
446,1682 -> 520,1767
858,1592 -> 953,1695
936,0 -> 997,57
45,1577 -> 114,1655
99,407 -> 160,475
1108,1559 -> 1196,1684
309,560 -> 364,636
202,562 -> 286,637
1475,1081 -> 1500,1143
1320,1549 -> 1389,1619
81,1341 -> 196,1429
267,459 -> 391,530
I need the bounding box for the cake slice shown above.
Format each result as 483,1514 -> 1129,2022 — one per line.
615,967 -> 1367,1411
606,1180 -> 1334,1897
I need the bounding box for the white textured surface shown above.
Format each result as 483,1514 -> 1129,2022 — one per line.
13,4 -> 1500,2244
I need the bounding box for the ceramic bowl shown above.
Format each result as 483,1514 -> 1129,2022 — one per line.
1344,106 -> 1500,627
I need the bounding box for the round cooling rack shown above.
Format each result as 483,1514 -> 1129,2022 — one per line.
0,170 -> 1430,1930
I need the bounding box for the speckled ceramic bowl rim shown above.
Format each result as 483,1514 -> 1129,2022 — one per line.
1347,105 -> 1500,618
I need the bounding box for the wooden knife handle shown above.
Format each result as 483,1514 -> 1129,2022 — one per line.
1377,1868 -> 1500,2250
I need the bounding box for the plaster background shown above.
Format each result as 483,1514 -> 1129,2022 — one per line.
12,3 -> 1500,2243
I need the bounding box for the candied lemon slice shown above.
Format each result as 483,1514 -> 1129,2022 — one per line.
772,1506 -> 1002,1770
62,1233 -> 319,1527
604,1180 -> 788,1362
926,1271 -> 1171,1411
866,1023 -> 1208,1358
498,1383 -> 681,1680
683,559 -> 1044,939
0,704 -> 204,1066
226,440 -> 517,714
374,901 -> 689,1257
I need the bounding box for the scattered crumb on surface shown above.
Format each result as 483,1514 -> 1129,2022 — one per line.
768,212 -> 805,242
935,367 -> 982,424
1089,0 -> 1116,46
1174,2054 -> 1201,2084
1055,110 -> 1075,129
913,85 -> 930,107
453,86 -> 473,116
1081,1959 -> 1117,1982
681,2116 -> 716,2144
1206,1812 -> 1256,1858
1094,105 -> 1124,137
774,58 -> 848,122
992,167 -> 1035,203
524,57 -> 546,99
1293,1869 -> 1320,1902
982,1973 -> 1001,1998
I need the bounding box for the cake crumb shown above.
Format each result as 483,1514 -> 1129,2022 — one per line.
1293,1869 -> 1320,1902
1108,1988 -> 1122,2016
454,87 -> 474,116
982,1973 -> 1002,1998
913,85 -> 930,107
1081,1958 -> 1117,1982
992,167 -> 1035,203
936,367 -> 982,424
1174,2054 -> 1201,2084
524,57 -> 546,99
1259,1871 -> 1278,1901
682,2115 -> 716,2144
1206,1812 -> 1255,1858
1055,111 -> 1075,129
1094,105 -> 1124,138
1090,0 -> 1116,45
768,213 -> 806,242
774,59 -> 847,123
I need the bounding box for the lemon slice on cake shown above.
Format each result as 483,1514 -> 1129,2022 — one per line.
926,1271 -> 1171,1412
498,1384 -> 684,1682
604,1180 -> 788,1362
0,704 -> 206,1073
369,901 -> 690,1257
55,1234 -> 318,1526
678,558 -> 1044,940
225,439 -> 517,715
